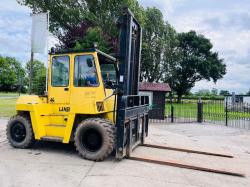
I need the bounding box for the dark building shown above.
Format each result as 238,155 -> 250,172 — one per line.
139,82 -> 171,120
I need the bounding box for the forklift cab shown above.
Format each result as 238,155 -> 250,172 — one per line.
48,49 -> 117,107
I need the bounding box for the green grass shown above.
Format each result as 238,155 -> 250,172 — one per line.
165,102 -> 197,119
0,98 -> 17,117
165,101 -> 250,121
203,103 -> 226,121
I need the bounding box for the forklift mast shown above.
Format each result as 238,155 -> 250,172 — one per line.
117,8 -> 141,95
115,8 -> 149,159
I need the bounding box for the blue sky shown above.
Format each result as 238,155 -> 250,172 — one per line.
0,0 -> 250,93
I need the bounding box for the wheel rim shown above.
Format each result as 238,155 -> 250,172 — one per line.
81,128 -> 103,152
10,122 -> 26,142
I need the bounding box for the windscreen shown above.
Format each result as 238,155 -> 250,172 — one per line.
51,56 -> 70,87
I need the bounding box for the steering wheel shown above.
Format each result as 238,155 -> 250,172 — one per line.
104,80 -> 116,89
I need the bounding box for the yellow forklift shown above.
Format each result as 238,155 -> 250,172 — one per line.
6,8 -> 244,177
7,8 -> 149,161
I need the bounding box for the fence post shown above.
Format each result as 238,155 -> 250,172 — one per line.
225,97 -> 228,126
170,93 -> 174,123
171,105 -> 174,123
197,98 -> 203,123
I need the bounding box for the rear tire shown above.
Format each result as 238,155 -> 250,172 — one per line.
74,118 -> 115,161
6,114 -> 34,148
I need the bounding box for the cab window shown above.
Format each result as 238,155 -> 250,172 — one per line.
99,54 -> 117,89
74,55 -> 99,87
100,63 -> 117,83
52,56 -> 70,87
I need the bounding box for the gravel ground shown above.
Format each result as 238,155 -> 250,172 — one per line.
0,118 -> 250,187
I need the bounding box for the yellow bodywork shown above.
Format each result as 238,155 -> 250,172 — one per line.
16,52 -> 115,143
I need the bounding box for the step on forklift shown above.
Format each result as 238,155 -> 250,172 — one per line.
6,8 -> 244,177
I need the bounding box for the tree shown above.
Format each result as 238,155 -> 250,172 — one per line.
0,56 -> 25,92
164,31 -> 226,102
219,90 -> 230,96
140,8 -> 177,82
17,0 -> 144,52
25,60 -> 46,95
74,27 -> 111,52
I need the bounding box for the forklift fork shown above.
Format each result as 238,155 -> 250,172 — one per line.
142,143 -> 233,158
128,155 -> 244,177
128,142 -> 244,177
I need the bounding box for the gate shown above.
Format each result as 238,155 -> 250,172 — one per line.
166,98 -> 198,123
226,95 -> 250,129
150,95 -> 250,130
203,99 -> 226,125
203,96 -> 250,129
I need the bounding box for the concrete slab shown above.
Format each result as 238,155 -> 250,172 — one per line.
0,118 -> 250,187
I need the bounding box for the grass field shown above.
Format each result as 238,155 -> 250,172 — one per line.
0,97 -> 17,117
165,103 -> 197,119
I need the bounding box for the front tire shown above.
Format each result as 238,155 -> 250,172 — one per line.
6,114 -> 34,148
74,118 -> 115,161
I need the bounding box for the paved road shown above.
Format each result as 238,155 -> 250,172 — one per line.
0,118 -> 250,187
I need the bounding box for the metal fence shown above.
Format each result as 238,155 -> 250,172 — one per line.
150,98 -> 198,123
203,97 -> 250,129
203,99 -> 226,125
150,96 -> 250,130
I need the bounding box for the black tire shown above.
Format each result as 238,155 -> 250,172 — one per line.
6,114 -> 35,148
74,118 -> 115,161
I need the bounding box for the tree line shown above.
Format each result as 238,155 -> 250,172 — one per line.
189,89 -> 250,97
5,0 -> 227,100
0,56 -> 46,95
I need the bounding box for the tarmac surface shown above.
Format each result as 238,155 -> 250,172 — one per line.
0,118 -> 250,187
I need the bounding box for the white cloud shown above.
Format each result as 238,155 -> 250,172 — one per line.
0,0 -> 30,14
194,63 -> 250,93
170,10 -> 250,58
138,0 -> 187,15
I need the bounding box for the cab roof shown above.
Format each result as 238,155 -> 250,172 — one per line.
49,48 -> 117,62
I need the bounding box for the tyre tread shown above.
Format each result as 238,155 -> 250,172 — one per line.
6,114 -> 35,148
74,118 -> 116,161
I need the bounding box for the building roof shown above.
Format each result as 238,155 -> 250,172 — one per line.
139,82 -> 171,92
